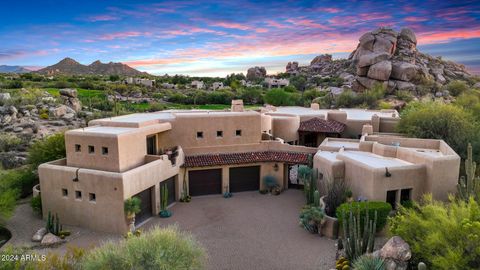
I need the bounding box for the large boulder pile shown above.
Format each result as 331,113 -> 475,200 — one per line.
246,66 -> 267,81
349,27 -> 471,93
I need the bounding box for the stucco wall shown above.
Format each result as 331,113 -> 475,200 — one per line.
271,115 -> 300,143
39,159 -> 127,234
157,112 -> 262,151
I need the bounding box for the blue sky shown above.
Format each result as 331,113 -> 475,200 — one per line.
0,0 -> 479,76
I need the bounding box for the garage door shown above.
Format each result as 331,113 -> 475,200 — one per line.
161,176 -> 176,205
188,169 -> 222,196
134,187 -> 152,225
229,166 -> 260,192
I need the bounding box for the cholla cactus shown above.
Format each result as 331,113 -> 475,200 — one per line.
457,143 -> 479,202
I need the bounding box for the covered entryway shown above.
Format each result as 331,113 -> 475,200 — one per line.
298,118 -> 346,147
160,176 -> 176,205
229,166 -> 260,192
188,169 -> 222,196
134,187 -> 152,225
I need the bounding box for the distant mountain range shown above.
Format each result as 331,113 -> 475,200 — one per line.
0,65 -> 31,73
35,57 -> 146,76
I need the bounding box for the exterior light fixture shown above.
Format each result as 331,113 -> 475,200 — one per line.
273,163 -> 279,171
73,168 -> 80,182
385,167 -> 391,177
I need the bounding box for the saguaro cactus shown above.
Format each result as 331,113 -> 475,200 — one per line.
457,143 -> 479,202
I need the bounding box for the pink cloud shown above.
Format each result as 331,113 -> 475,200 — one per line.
99,31 -> 150,40
210,21 -> 251,31
86,14 -> 119,22
317,7 -> 342,13
417,28 -> 480,44
265,20 -> 294,29
404,16 -> 428,22
285,18 -> 330,30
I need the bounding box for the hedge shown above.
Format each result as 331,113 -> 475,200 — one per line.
336,201 -> 392,232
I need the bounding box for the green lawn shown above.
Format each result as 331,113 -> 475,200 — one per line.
45,88 -> 106,99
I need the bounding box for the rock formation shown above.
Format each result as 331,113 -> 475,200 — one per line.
349,27 -> 471,93
284,27 -> 472,94
246,66 -> 267,81
59,88 -> 82,112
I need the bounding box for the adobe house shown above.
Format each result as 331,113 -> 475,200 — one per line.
38,100 -> 460,233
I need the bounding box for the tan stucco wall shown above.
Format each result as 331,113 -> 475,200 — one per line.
271,115 -> 300,143
39,159 -> 127,234
157,112 -> 262,151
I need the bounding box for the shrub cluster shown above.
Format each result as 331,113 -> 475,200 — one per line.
336,201 -> 392,232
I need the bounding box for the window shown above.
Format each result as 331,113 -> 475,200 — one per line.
216,130 -> 223,138
75,190 -> 82,200
88,145 -> 95,154
235,129 -> 242,136
62,188 -> 68,197
75,144 -> 81,152
400,188 -> 412,204
196,131 -> 203,139
102,147 -> 109,155
89,193 -> 96,202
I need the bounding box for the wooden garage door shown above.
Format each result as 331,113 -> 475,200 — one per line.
160,176 -> 176,205
229,166 -> 260,192
188,169 -> 222,196
134,187 -> 152,225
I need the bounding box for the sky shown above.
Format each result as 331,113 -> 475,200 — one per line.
0,0 -> 480,77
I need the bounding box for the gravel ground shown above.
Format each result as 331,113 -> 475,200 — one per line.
4,190 -> 337,269
144,189 -> 337,270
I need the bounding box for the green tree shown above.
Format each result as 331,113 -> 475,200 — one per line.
264,88 -> 298,106
447,80 -> 469,96
290,75 -> 307,91
389,195 -> 480,269
397,102 -> 479,161
27,133 -> 66,170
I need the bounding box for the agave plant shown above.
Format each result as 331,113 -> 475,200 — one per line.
352,254 -> 385,270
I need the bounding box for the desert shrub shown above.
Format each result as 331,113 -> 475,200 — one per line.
0,133 -> 22,152
299,205 -> 324,233
27,132 -> 66,170
239,87 -> 263,104
322,177 -> 348,217
335,89 -> 359,108
39,112 -> 49,119
337,201 -> 392,232
30,196 -> 42,215
397,101 -> 480,161
352,254 -> 385,270
454,91 -> 480,122
447,80 -> 469,96
389,195 -> 480,269
360,83 -> 385,108
6,80 -> 23,89
0,189 -> 18,224
3,168 -> 36,198
378,101 -> 392,109
395,90 -> 414,102
81,225 -> 206,270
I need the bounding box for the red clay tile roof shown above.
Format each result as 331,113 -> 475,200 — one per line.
184,151 -> 311,167
298,117 -> 346,133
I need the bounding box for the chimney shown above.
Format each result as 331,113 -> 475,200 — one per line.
310,103 -> 320,110
231,99 -> 244,112
362,124 -> 374,135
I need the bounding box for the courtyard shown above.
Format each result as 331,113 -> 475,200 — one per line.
5,189 -> 336,270
143,189 -> 336,270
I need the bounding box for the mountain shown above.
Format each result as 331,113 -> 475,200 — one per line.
36,57 -> 146,76
0,65 -> 31,73
284,27 -> 472,94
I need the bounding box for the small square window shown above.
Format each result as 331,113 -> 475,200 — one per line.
89,193 -> 96,202
88,145 -> 95,154
102,147 -> 109,155
235,129 -> 242,136
62,188 -> 68,197
196,131 -> 203,139
216,131 -> 223,137
75,190 -> 82,200
75,144 -> 81,152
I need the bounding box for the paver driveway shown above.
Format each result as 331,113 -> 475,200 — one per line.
143,189 -> 336,270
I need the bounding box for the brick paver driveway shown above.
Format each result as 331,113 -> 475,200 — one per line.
143,189 -> 336,270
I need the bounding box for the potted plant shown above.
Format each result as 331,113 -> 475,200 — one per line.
124,197 -> 141,232
223,186 -> 232,198
263,175 -> 278,194
159,185 -> 172,218
345,189 -> 353,202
